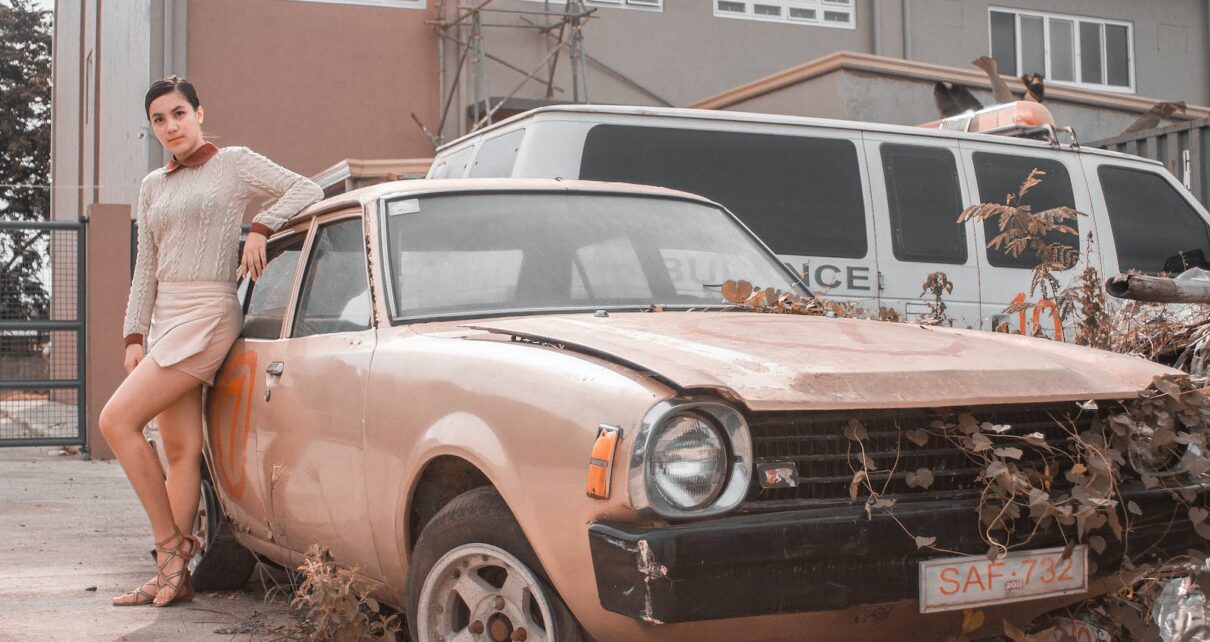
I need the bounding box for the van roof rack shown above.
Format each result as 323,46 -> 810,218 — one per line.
919,102 -> 1078,147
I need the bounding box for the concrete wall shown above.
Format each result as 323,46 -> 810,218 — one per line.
187,0 -> 439,177
446,0 -> 1210,137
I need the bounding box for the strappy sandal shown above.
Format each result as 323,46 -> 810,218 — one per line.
111,575 -> 160,607
152,530 -> 201,607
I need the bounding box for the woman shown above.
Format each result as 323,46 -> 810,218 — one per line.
101,76 -> 323,607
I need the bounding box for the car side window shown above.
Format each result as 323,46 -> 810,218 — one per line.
240,235 -> 306,339
468,129 -> 525,178
579,125 -> 868,259
429,146 -> 474,179
292,218 -> 372,338
881,144 -> 967,264
972,152 -> 1078,269
1099,166 -> 1210,274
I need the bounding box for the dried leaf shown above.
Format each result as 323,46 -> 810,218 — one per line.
1088,535 -> 1107,555
906,428 -> 930,447
721,279 -> 752,304
993,447 -> 1023,460
844,419 -> 868,442
906,467 -> 935,490
1191,507 -> 1209,525
962,609 -> 986,635
914,535 -> 936,549
969,433 -> 993,452
849,470 -> 868,500
1127,500 -> 1143,516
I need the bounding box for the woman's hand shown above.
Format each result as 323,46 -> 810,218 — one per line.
124,343 -> 145,374
240,232 -> 268,281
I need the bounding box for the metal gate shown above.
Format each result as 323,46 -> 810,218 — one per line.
0,220 -> 86,451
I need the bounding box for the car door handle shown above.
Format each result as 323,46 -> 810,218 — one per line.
266,362 -> 285,376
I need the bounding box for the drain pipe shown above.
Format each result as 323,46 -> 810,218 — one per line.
872,0 -> 880,56
902,0 -> 912,60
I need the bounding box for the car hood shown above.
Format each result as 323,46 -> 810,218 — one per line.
463,312 -> 1174,411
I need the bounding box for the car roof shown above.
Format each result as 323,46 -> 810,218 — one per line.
435,104 -> 1162,166
289,177 -> 723,226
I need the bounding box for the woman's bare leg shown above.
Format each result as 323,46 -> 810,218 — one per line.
99,357 -> 204,543
156,386 -> 204,536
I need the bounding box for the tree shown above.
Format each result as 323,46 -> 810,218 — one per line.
0,0 -> 51,321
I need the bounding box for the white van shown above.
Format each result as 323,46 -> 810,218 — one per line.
428,105 -> 1210,333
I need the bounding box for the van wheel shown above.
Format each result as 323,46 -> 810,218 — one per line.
189,476 -> 258,591
407,487 -> 583,642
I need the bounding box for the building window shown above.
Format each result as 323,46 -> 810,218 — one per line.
288,0 -> 426,8
515,0 -> 662,10
714,0 -> 855,29
989,8 -> 1133,92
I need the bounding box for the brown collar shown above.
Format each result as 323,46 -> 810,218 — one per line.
165,142 -> 219,173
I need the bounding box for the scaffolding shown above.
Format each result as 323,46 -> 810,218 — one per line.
430,0 -> 596,145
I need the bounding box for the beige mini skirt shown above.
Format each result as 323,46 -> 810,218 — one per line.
147,281 -> 242,386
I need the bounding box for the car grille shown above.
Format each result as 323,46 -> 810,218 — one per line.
740,402 -> 1100,513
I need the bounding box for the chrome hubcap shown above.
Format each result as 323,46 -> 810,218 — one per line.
418,544 -> 554,642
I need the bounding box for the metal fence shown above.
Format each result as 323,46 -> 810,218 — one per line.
0,220 -> 86,450
1091,118 -> 1210,208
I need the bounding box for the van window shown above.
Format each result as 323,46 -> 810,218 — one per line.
972,153 -> 1078,270
1099,166 -> 1210,274
881,144 -> 967,264
580,125 -> 868,258
430,146 -> 474,179
469,129 -> 525,178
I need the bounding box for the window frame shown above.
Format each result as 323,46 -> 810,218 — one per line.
287,0 -> 426,8
289,213 -> 375,339
514,0 -> 663,11
713,0 -> 856,29
239,229 -> 309,341
988,7 -> 1134,93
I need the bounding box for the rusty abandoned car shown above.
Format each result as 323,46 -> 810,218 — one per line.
177,178 -> 1208,641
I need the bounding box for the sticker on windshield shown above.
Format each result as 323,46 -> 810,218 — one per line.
388,199 -> 420,216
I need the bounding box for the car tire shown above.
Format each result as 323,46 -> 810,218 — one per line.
189,475 -> 258,592
406,486 -> 583,642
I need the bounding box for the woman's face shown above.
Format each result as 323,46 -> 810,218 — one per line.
147,91 -> 205,160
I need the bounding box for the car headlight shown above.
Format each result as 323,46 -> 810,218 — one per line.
650,413 -> 729,510
628,399 -> 752,518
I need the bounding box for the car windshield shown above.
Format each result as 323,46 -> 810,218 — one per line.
383,191 -> 805,320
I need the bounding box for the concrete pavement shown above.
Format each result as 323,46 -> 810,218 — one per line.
0,447 -> 294,642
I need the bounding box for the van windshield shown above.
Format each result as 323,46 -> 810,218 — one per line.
383,192 -> 805,320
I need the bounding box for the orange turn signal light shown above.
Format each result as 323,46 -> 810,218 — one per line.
587,425 -> 622,499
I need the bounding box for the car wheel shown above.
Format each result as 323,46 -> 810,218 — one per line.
189,475 -> 258,592
407,486 -> 583,642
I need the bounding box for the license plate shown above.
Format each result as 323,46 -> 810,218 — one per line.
919,545 -> 1088,613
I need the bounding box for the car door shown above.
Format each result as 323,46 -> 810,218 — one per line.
206,227 -> 309,549
256,210 -> 380,576
957,143 -> 1103,335
863,134 -> 982,327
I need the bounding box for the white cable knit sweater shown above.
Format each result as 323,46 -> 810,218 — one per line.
122,145 -> 323,341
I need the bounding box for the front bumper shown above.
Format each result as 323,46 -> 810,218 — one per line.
588,482 -> 1208,624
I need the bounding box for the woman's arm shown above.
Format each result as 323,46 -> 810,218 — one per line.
122,175 -> 159,348
235,147 -> 323,280
234,147 -> 324,236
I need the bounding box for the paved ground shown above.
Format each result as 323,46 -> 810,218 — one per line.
0,447 -> 295,642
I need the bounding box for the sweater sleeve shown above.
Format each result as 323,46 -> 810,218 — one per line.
122,176 -> 159,345
235,147 -> 323,236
